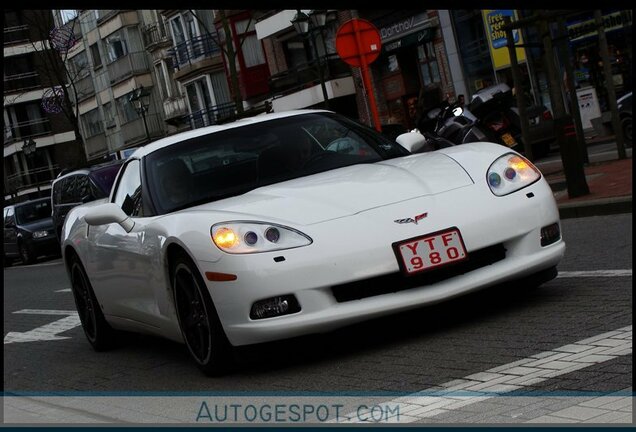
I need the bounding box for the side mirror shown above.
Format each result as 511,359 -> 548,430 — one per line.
84,203 -> 134,233
396,130 -> 428,153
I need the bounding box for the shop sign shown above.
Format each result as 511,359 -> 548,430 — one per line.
383,28 -> 434,54
482,9 -> 527,70
377,13 -> 431,43
567,10 -> 633,42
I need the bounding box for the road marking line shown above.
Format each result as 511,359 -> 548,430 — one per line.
55,288 -> 72,293
558,270 -> 632,278
334,325 -> 632,423
13,309 -> 78,315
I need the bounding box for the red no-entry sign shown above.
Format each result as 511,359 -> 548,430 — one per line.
335,19 -> 381,67
336,19 -> 383,132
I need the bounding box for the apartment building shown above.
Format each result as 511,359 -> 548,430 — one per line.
66,9 -> 167,161
255,10 -> 358,118
4,10 -> 82,202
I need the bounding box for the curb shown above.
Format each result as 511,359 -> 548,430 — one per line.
558,197 -> 632,219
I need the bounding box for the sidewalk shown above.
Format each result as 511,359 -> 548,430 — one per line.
535,140 -> 632,219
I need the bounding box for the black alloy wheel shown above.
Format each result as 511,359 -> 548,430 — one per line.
70,256 -> 115,351
172,253 -> 233,375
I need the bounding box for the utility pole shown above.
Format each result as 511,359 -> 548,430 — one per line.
538,17 -> 589,198
556,16 -> 589,164
594,10 -> 627,159
504,16 -> 533,161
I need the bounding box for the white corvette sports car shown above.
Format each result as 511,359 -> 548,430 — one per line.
62,110 -> 565,374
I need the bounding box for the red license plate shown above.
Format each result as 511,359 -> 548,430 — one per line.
394,228 -> 468,276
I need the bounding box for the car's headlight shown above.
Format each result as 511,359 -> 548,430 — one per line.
211,222 -> 312,254
32,230 -> 49,239
487,153 -> 541,196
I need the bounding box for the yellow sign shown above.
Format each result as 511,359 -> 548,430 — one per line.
482,9 -> 527,70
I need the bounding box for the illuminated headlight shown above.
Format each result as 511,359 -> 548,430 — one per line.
32,230 -> 49,239
211,222 -> 312,254
487,153 -> 541,196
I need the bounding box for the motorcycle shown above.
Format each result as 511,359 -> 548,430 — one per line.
426,84 -> 525,153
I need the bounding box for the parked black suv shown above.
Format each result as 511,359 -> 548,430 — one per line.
4,197 -> 59,265
51,160 -> 124,241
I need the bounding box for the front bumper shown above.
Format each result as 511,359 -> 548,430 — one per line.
28,235 -> 61,258
198,179 -> 565,346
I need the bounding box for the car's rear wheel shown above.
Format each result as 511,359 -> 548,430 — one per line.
70,255 -> 116,351
19,242 -> 34,265
172,252 -> 233,375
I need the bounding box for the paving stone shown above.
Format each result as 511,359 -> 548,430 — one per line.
550,405 -> 610,421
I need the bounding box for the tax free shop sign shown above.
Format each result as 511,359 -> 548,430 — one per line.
482,10 -> 527,70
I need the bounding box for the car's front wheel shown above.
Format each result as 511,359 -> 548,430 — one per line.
70,255 -> 116,351
621,115 -> 632,146
19,242 -> 34,265
172,252 -> 233,375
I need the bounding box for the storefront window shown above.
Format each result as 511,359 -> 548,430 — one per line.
417,42 -> 440,87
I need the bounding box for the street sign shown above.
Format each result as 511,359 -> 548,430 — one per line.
336,19 -> 382,67
335,19 -> 383,132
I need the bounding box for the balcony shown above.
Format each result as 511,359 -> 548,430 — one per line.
180,102 -> 236,130
4,118 -> 52,144
73,74 -> 96,101
120,113 -> 164,145
169,35 -> 220,70
163,95 -> 188,121
4,24 -> 30,45
5,164 -> 59,196
4,72 -> 40,93
268,54 -> 351,99
84,133 -> 108,159
142,22 -> 171,50
107,51 -> 150,85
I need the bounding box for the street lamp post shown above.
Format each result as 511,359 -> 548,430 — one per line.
21,137 -> 40,193
129,86 -> 152,143
291,10 -> 331,110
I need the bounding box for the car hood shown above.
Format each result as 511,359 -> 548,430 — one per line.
18,218 -> 54,232
190,153 -> 474,225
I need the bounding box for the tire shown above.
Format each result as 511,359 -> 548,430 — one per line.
532,140 -> 551,160
19,242 -> 34,265
621,116 -> 632,147
69,255 -> 116,351
172,252 -> 233,375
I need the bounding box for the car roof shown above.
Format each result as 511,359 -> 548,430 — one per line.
54,159 -> 124,183
129,109 -> 330,159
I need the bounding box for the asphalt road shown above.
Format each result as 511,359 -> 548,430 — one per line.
3,213 -> 632,394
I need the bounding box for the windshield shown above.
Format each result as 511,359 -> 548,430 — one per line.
145,112 -> 408,214
90,163 -> 123,197
15,199 -> 51,225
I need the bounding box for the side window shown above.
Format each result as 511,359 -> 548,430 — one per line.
113,159 -> 143,217
89,179 -> 105,199
76,175 -> 91,201
52,179 -> 64,205
5,207 -> 15,227
61,176 -> 77,204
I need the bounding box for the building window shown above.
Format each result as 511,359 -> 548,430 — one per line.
69,51 -> 89,79
82,108 -> 104,137
235,18 -> 265,68
418,42 -> 440,87
105,30 -> 128,63
90,43 -> 102,68
103,102 -> 115,128
116,93 -> 140,124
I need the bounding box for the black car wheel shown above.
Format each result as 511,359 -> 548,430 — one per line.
70,255 -> 116,351
172,252 -> 233,375
19,242 -> 34,265
621,115 -> 632,146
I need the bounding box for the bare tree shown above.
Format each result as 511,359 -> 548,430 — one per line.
20,10 -> 88,170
